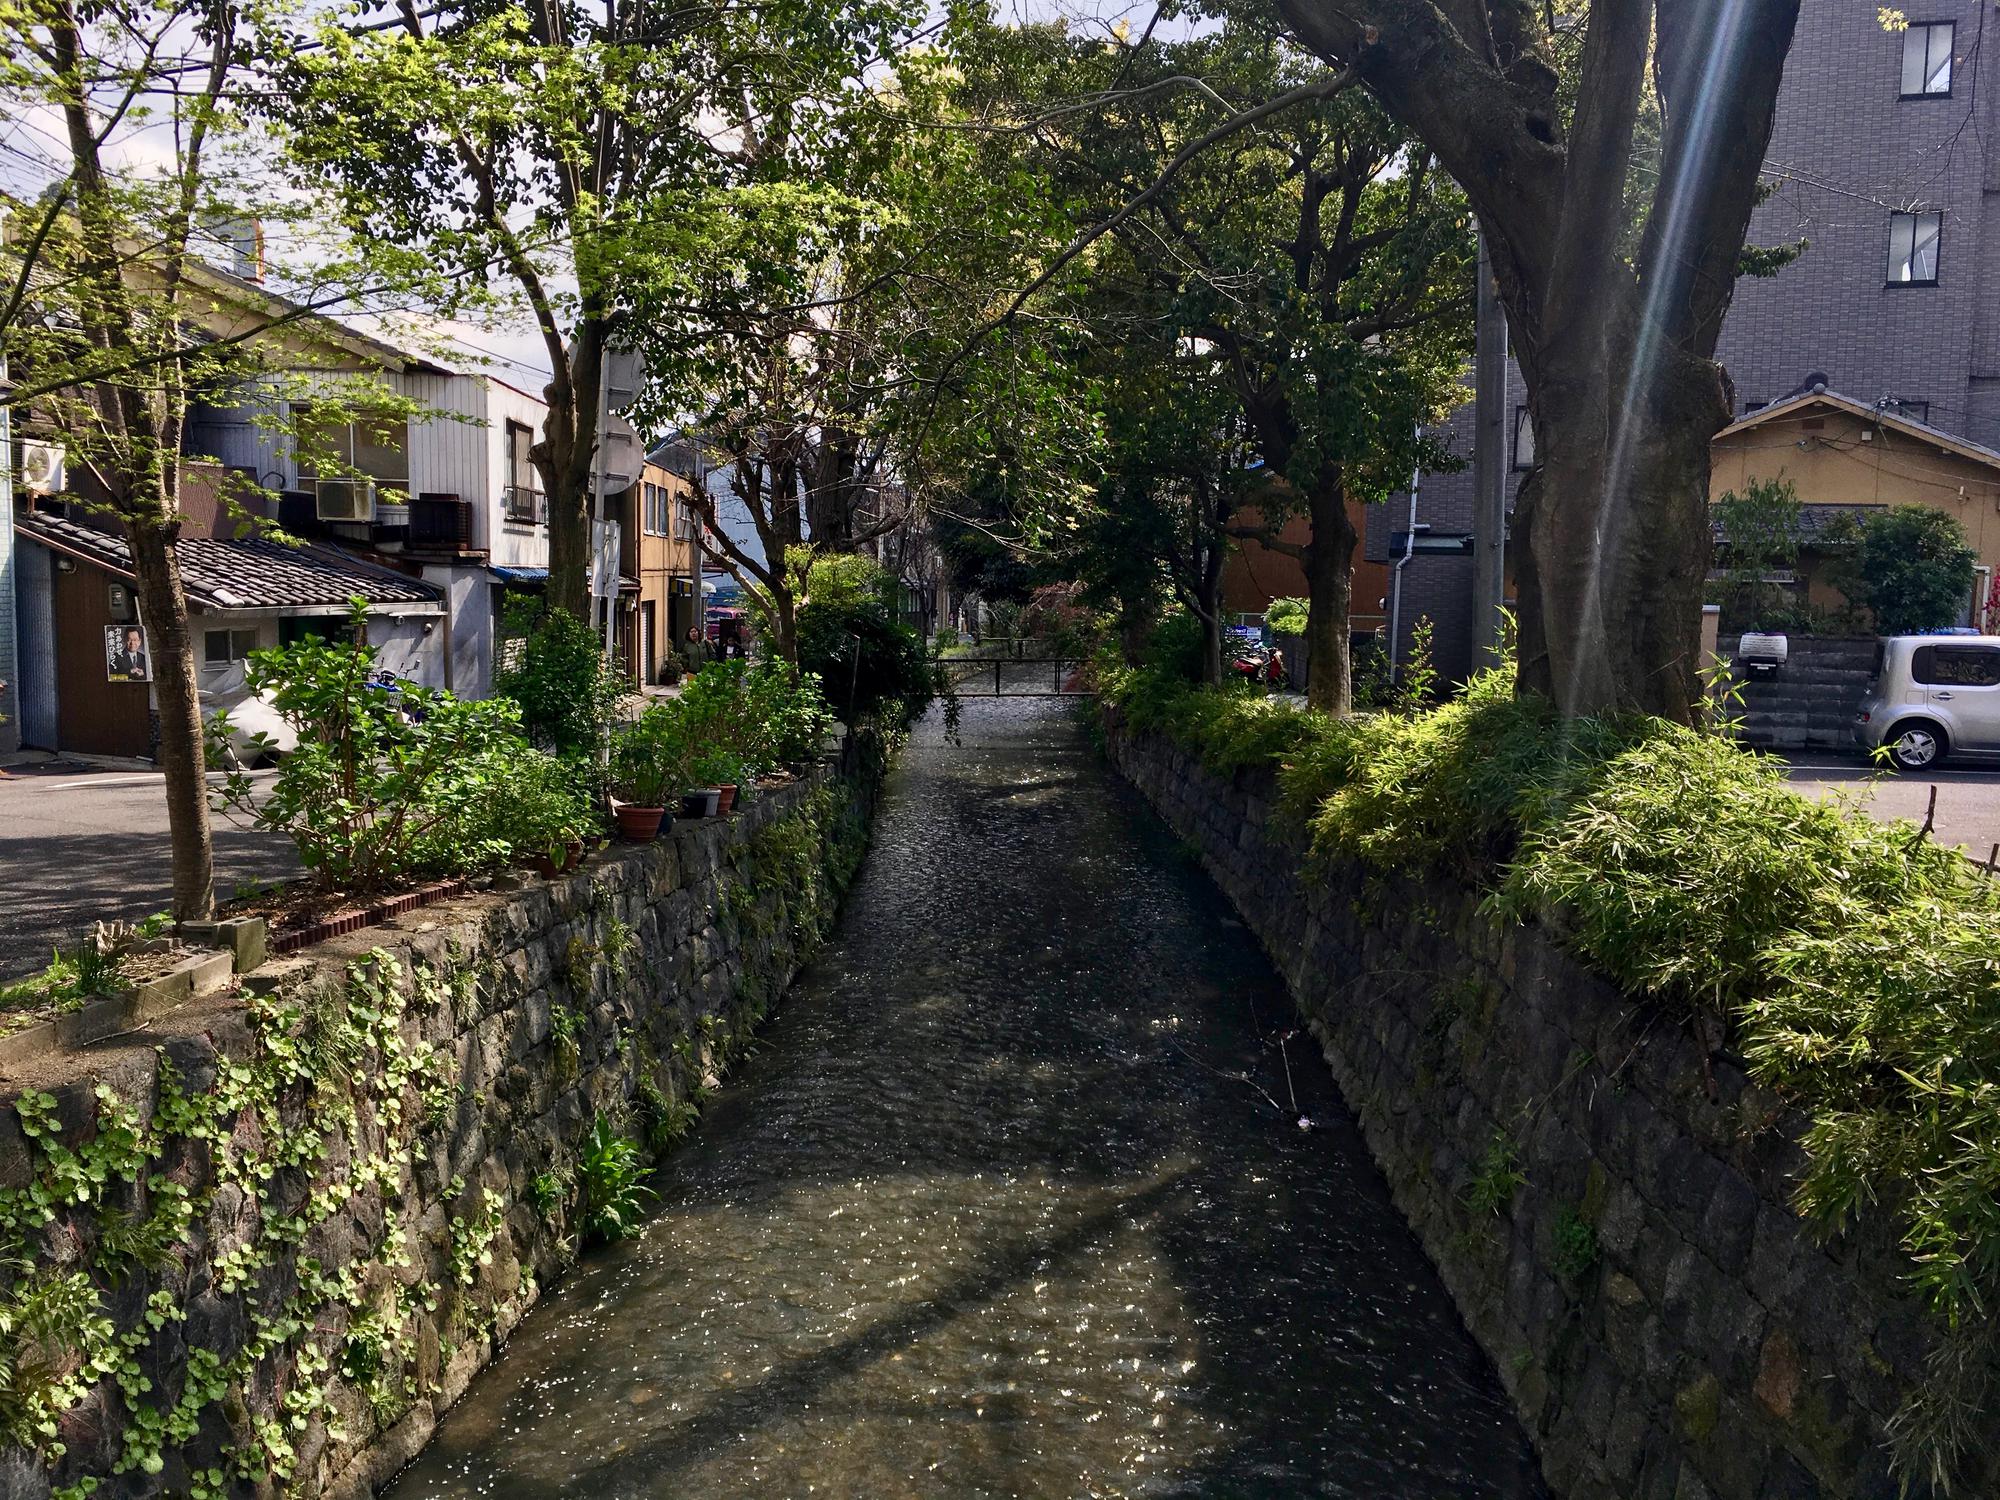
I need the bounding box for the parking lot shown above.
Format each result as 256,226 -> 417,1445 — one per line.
1783,754 -> 2000,857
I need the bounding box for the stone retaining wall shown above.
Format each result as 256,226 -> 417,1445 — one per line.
0,744 -> 880,1499
1106,714 -> 1989,1500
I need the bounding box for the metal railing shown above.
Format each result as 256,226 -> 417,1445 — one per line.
503,485 -> 545,525
951,656 -> 1093,698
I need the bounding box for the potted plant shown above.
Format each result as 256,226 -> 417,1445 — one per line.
610,705 -> 687,840
693,745 -> 748,815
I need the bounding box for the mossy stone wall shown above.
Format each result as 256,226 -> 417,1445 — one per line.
0,747 -> 879,1500
1106,713 -> 1989,1500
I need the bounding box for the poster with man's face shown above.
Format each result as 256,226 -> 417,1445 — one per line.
106,624 -> 151,682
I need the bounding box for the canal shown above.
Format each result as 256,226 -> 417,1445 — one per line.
387,696 -> 1546,1498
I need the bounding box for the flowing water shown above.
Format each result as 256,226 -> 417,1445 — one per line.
388,697 -> 1546,1499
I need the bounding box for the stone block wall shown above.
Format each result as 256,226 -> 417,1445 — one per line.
1106,716 -> 1991,1500
0,748 -> 879,1499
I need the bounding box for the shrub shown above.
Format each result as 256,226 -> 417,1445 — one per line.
801,552 -> 893,610
1265,596 -> 1309,636
497,603 -> 624,755
797,592 -> 936,725
1851,505 -> 1978,635
485,750 -> 598,863
609,702 -> 694,807
1020,580 -> 1105,658
209,600 -> 547,893
1712,477 -> 1804,631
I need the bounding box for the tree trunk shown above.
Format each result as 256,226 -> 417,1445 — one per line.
770,586 -> 799,665
541,323 -> 607,623
1303,487 -> 1356,715
128,517 -> 214,922
1514,343 -> 1724,721
1272,0 -> 1800,724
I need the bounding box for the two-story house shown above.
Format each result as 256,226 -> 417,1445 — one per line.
612,459 -> 701,684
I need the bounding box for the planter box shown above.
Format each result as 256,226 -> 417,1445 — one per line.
269,878 -> 470,956
0,947 -> 237,1074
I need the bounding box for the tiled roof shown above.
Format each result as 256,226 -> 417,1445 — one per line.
1711,502 -> 1886,546
17,511 -> 443,611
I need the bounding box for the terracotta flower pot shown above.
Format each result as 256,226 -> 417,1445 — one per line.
715,783 -> 738,814
614,804 -> 666,841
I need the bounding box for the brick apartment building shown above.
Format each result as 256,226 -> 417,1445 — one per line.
1379,2 -> 2000,685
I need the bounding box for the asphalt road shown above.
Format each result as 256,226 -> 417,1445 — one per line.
0,763 -> 297,982
1782,754 -> 2000,856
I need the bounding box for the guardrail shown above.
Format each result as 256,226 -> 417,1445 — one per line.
950,657 -> 1092,697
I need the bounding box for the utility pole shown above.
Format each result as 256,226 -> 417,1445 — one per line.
1387,428 -> 1423,681
1471,223 -> 1509,667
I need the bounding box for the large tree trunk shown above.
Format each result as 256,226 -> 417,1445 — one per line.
1272,0 -> 1801,723
128,517 -> 214,922
1303,487 -> 1356,715
540,322 -> 607,622
1514,338 -> 1726,717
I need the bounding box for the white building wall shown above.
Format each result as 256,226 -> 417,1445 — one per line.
482,377 -> 551,570
399,371 -> 490,518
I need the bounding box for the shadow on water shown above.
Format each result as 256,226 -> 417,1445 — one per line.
388,698 -> 1547,1499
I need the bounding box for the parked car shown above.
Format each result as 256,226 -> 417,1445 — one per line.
1857,634 -> 2000,770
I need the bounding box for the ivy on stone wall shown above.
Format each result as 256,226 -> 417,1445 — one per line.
0,757 -> 884,1498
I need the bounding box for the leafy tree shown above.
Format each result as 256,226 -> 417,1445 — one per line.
0,0 -> 402,920
952,16 -> 1471,708
1270,0 -> 1804,718
273,0 -> 914,621
1853,506 -> 1977,636
638,41 -> 1084,663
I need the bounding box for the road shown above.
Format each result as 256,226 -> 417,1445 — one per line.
0,763 -> 296,981
1782,754 -> 2000,856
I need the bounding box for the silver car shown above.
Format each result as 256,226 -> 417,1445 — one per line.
1857,635 -> 2000,770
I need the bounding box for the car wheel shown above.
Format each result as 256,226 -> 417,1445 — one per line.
1886,720 -> 1947,771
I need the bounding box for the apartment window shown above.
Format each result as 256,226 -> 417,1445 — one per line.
1887,211 -> 1942,285
503,420 -> 543,524
1900,21 -> 1953,97
1881,397 -> 1932,424
203,628 -> 259,666
1742,400 -> 1768,415
643,482 -> 671,536
1513,406 -> 1536,470
292,403 -> 409,487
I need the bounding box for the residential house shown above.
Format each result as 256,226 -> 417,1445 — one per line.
1709,388 -> 2000,628
178,290 -> 558,698
1221,507 -> 1391,647
1378,2 -> 2000,685
14,497 -> 444,758
615,459 -> 701,684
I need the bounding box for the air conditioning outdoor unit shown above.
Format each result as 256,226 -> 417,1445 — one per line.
315,476 -> 376,523
19,440 -> 64,494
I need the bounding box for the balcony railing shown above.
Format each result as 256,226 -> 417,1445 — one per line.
504,485 -> 545,525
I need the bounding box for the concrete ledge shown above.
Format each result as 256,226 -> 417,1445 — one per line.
0,945 -> 237,1074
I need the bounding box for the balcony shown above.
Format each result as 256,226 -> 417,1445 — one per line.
504,485 -> 546,525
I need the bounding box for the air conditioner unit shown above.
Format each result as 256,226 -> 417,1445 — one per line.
19,440 -> 64,494
315,476 -> 376,523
